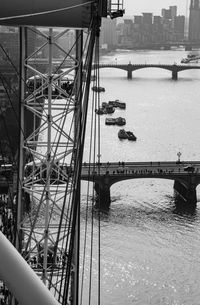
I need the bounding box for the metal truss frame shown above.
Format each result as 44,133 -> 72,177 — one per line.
16,24 -> 95,304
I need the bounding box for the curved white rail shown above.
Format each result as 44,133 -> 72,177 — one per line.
0,232 -> 60,305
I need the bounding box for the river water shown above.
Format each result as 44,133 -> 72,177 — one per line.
80,48 -> 200,305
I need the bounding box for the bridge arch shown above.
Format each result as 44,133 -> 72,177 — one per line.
92,173 -> 197,190
109,175 -> 192,188
81,162 -> 200,210
93,173 -> 199,210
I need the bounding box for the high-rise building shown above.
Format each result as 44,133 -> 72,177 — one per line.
142,13 -> 153,25
100,18 -> 117,50
134,15 -> 143,25
161,6 -> 177,29
174,15 -> 185,40
162,9 -> 171,19
169,6 -> 177,20
188,0 -> 200,41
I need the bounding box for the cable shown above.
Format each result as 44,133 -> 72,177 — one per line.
0,1 -> 95,21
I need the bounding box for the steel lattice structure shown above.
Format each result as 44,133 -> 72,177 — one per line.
0,1 -> 124,305
17,25 -> 96,304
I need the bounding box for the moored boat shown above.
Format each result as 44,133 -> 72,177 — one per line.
105,117 -> 126,125
96,105 -> 115,115
181,54 -> 200,64
102,102 -> 108,108
95,107 -> 106,115
115,117 -> 126,126
108,99 -> 126,109
118,129 -> 128,139
126,131 -> 137,141
92,86 -> 105,92
106,105 -> 115,114
118,129 -> 137,141
105,118 -> 116,125
116,100 -> 126,109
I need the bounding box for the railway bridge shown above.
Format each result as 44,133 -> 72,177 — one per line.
81,161 -> 200,210
95,63 -> 200,80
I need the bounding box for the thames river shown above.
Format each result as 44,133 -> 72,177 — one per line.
80,48 -> 200,305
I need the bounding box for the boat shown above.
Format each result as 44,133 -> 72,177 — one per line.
91,86 -> 105,92
118,129 -> 128,139
126,131 -> 137,141
101,102 -> 115,113
96,105 -> 115,115
108,99 -> 126,109
105,117 -> 126,126
181,58 -> 189,63
118,129 -> 137,141
106,105 -> 115,114
116,100 -> 126,109
102,102 -> 108,108
105,118 -> 116,125
181,54 -> 200,64
187,54 -> 197,59
115,117 -> 126,126
95,107 -> 106,115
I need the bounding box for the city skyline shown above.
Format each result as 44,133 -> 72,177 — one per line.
124,0 -> 189,16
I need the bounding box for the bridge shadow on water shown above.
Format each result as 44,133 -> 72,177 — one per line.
80,194 -> 200,231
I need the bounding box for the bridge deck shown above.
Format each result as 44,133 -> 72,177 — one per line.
81,161 -> 200,178
11,161 -> 200,187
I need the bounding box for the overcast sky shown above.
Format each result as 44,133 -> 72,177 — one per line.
124,0 -> 189,16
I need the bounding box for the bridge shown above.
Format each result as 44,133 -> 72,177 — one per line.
81,161 -> 200,210
27,60 -> 200,80
96,63 -> 200,80
15,160 -> 200,211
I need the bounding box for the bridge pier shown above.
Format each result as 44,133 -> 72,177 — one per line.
174,180 -> 197,209
94,181 -> 111,210
172,70 -> 178,80
127,64 -> 132,79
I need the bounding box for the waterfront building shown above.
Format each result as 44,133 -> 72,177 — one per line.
174,15 -> 185,41
188,0 -> 200,42
141,13 -> 153,45
134,15 -> 143,25
121,19 -> 134,48
142,13 -> 153,25
101,5 -> 185,50
162,6 -> 177,21
116,22 -> 124,46
100,17 -> 117,51
152,16 -> 164,43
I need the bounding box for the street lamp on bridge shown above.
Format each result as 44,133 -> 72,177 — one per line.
115,58 -> 117,65
177,151 -> 182,163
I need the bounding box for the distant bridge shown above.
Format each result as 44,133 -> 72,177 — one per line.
27,59 -> 200,80
95,63 -> 200,79
81,161 -> 200,209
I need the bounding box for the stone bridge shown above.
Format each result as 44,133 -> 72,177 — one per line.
95,63 -> 200,80
81,161 -> 200,210
22,160 -> 200,211
27,60 -> 200,80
